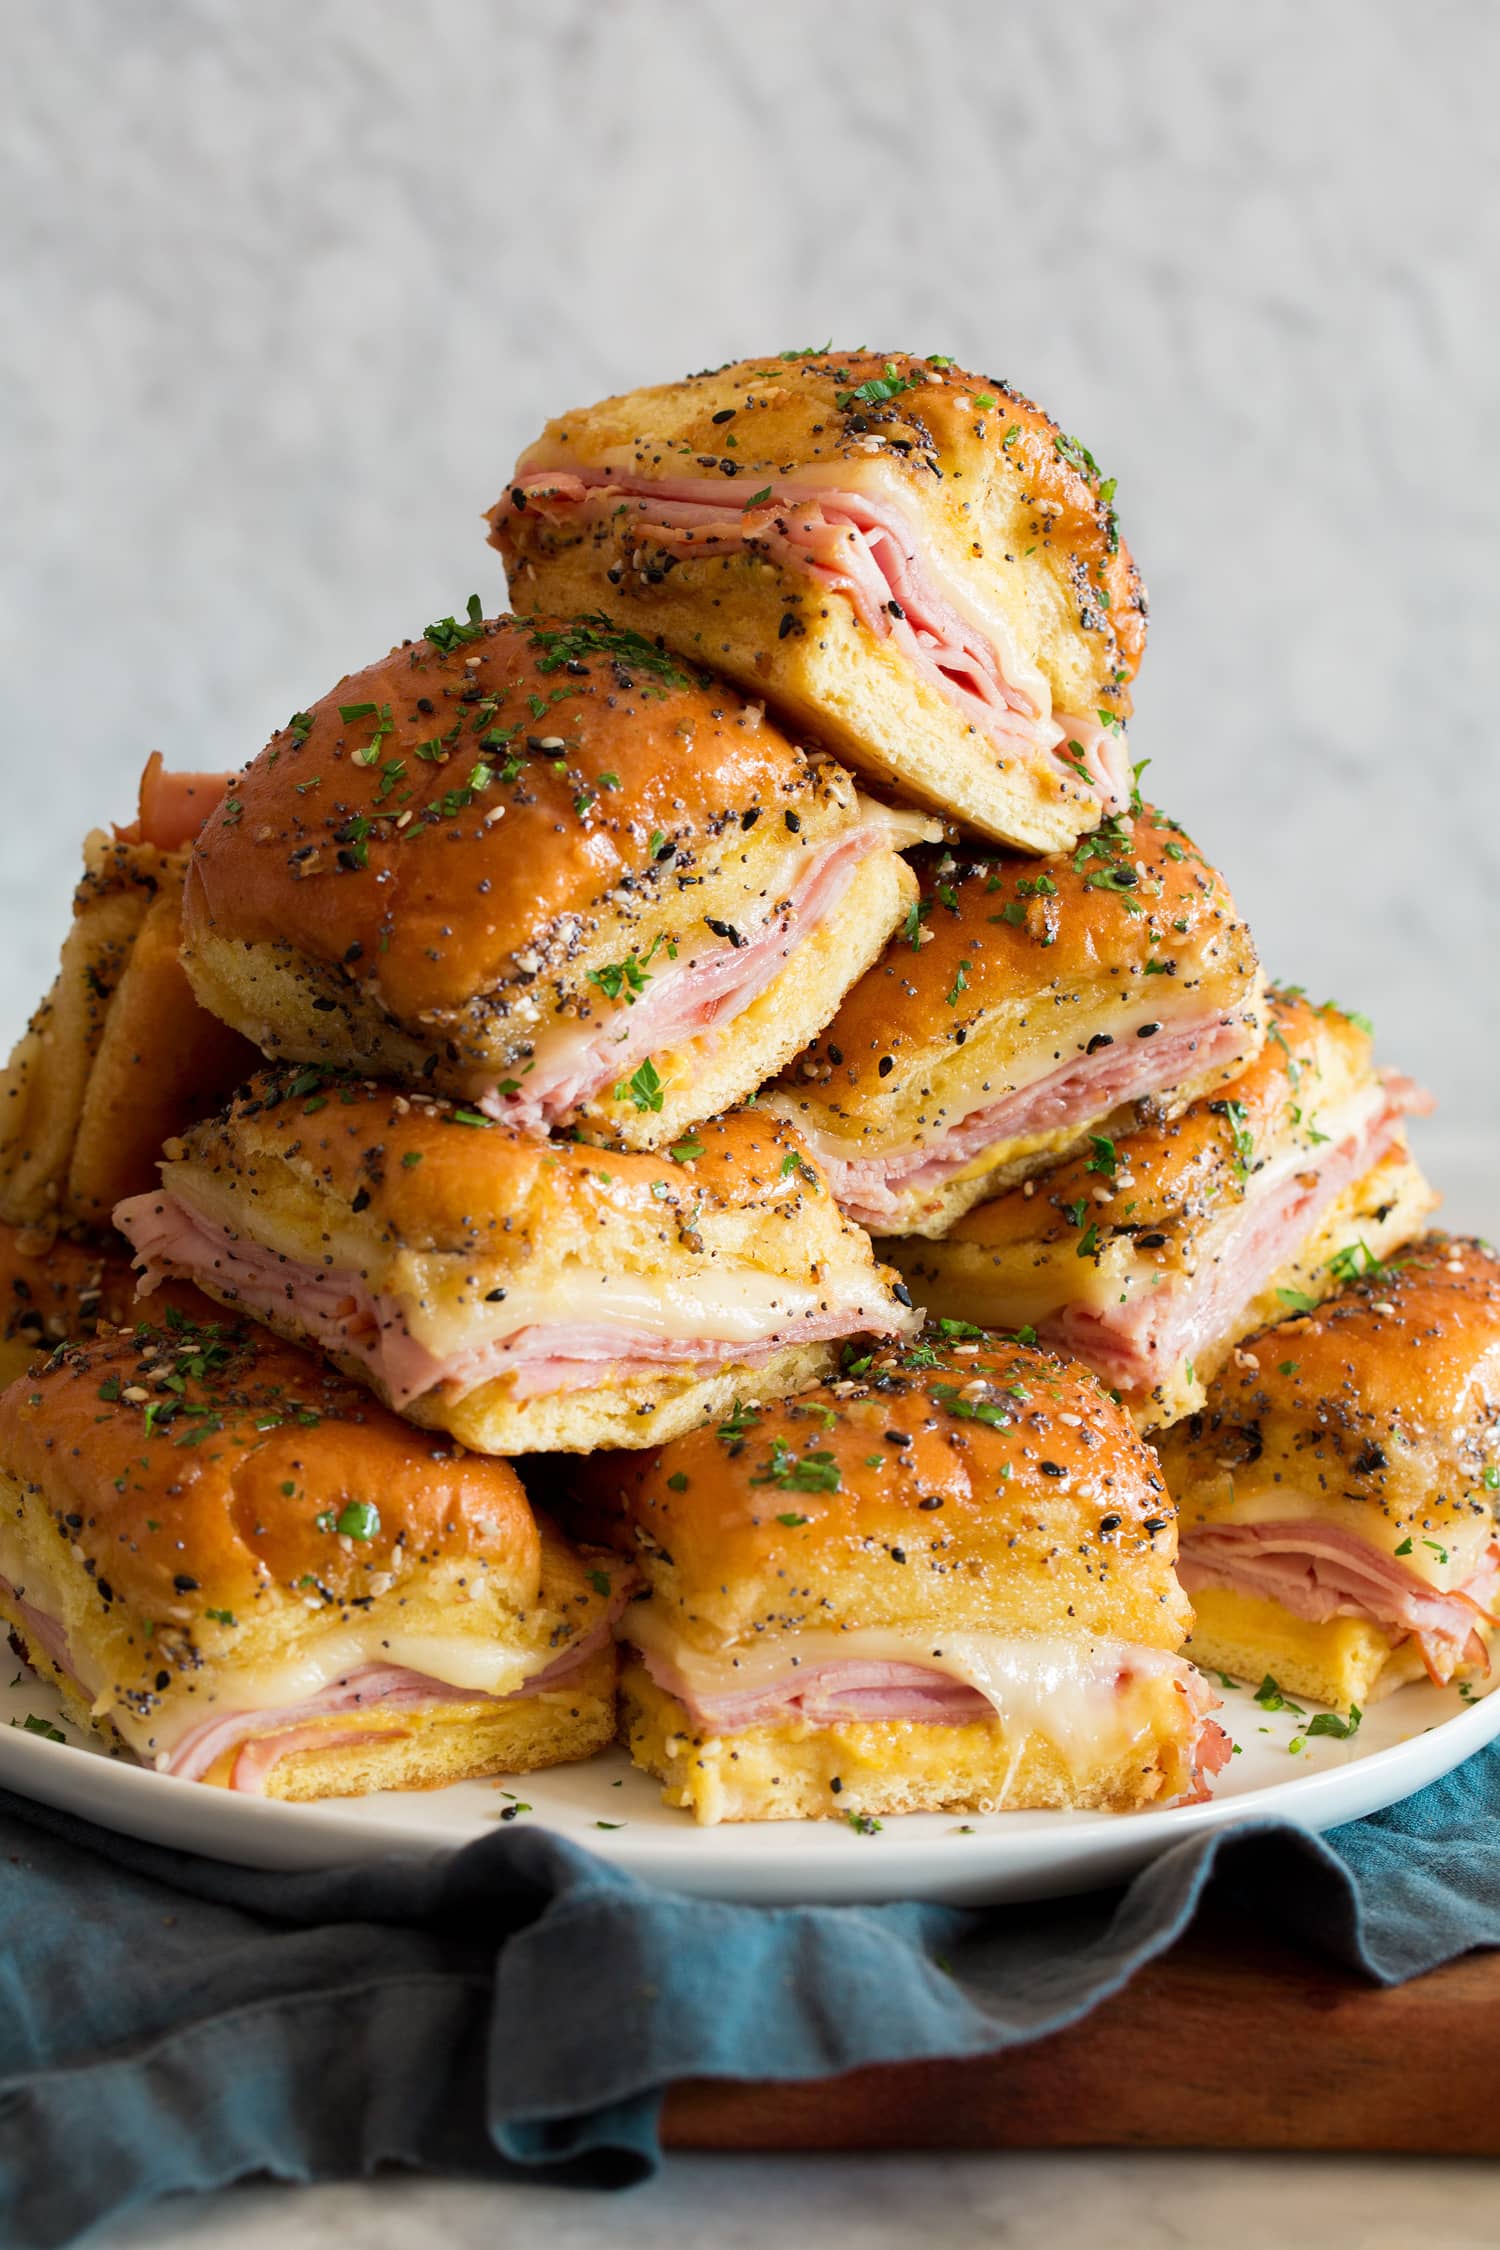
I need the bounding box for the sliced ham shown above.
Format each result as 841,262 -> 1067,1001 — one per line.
114,754 -> 232,851
1045,1075 -> 1431,1398
504,466 -> 1130,810
486,805 -> 923,1129
115,1189 -> 915,1412
632,1636 -> 1228,1807
795,1009 -> 1255,1228
1180,1522 -> 1500,1685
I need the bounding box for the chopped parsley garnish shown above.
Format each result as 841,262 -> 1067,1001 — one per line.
835,362 -> 915,410
930,1382 -> 1011,1430
670,1137 -> 705,1163
718,1400 -> 760,1451
613,1058 -> 664,1114
287,711 -> 314,744
527,614 -> 690,692
1209,1097 -> 1255,1182
587,944 -> 658,1005
1054,431 -> 1102,479
1306,1705 -> 1363,1740
750,1439 -> 842,1494
1253,1675 -> 1306,1716
1276,1286 -> 1319,1314
586,1569 -> 613,1598
779,1149 -> 819,1190
18,1714 -> 67,1743
945,960 -> 971,1008
845,1810 -> 883,1835
1086,1134 -> 1118,1181
776,1512 -> 810,1528
423,594 -> 485,654
335,1500 -> 380,1541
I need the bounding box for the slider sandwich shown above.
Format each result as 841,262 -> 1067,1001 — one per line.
492,352 -> 1146,855
1157,1236 -> 1500,1708
0,758 -> 257,1227
769,802 -> 1264,1236
891,994 -> 1436,1430
0,1298 -> 625,1796
115,1077 -> 919,1454
576,1326 -> 1228,1824
181,608 -> 932,1152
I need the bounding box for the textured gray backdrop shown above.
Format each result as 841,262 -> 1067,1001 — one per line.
4,1 -> 1495,1203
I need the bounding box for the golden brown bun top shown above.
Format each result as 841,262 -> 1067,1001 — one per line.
780,803 -> 1258,1105
173,1071 -> 851,1254
503,349 -> 1145,711
945,991 -> 1377,1258
0,1298 -> 540,1625
570,1324 -> 1188,1650
0,1223 -> 139,1348
185,610 -> 848,1021
1158,1235 -> 1500,1526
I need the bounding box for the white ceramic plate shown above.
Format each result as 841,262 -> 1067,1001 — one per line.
1,1661 -> 1495,1904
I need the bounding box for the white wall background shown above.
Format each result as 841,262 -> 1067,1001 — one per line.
4,0 -> 1496,1191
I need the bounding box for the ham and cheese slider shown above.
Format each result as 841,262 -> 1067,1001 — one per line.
115,1075 -> 919,1455
491,351 -> 1146,854
768,803 -> 1264,1236
180,609 -> 930,1153
0,1223 -> 139,1388
0,1297 -> 625,1796
0,758 -> 256,1227
891,994 -> 1436,1430
1157,1236 -> 1500,1709
573,1327 -> 1229,1825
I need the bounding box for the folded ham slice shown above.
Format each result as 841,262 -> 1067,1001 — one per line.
1045,1074 -> 1431,1398
116,1190 -> 913,1412
795,1008 -> 1255,1229
1180,1523 -> 1500,1686
487,804 -> 920,1129
506,467 -> 1130,811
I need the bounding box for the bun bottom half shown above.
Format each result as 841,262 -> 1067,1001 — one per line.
1182,1584 -> 1488,1712
618,1657 -> 1206,1826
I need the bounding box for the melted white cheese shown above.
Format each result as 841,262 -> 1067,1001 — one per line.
624,1604 -> 1184,1771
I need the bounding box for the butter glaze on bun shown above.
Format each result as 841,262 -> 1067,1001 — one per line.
181,609 -> 929,1151
769,803 -> 1264,1236
0,1301 -> 624,1795
493,351 -> 1146,852
114,1075 -> 920,1455
568,1325 -> 1227,1823
1156,1234 -> 1500,1708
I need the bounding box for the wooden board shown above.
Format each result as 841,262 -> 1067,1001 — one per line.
662,1910 -> 1500,2154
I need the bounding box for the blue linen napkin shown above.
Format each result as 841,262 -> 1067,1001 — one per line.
4,1745 -> 1500,2248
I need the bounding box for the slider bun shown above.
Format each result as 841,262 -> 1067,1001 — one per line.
494,353 -> 1145,851
0,1222 -> 140,1387
570,1328 -> 1190,1651
1156,1234 -> 1500,1540
1181,1586 -> 1441,1712
128,1085 -> 915,1454
181,610 -> 914,1145
0,831 -> 255,1226
771,803 -> 1264,1231
621,1657 -> 1205,1824
0,1304 -> 548,1740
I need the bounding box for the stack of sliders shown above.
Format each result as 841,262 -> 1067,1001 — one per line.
0,347 -> 1481,1827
